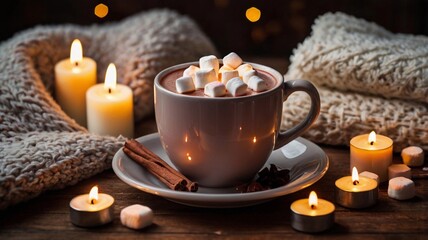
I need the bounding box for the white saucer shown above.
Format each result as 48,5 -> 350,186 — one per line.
112,133 -> 329,208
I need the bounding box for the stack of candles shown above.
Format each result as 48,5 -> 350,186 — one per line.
54,39 -> 134,138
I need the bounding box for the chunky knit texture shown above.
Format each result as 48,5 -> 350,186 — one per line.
0,9 -> 216,209
284,12 -> 428,152
286,12 -> 428,103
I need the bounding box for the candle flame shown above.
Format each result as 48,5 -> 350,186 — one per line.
253,136 -> 257,143
368,131 -> 376,145
352,167 -> 359,185
89,186 -> 99,204
104,63 -> 117,92
70,39 -> 83,66
308,191 -> 318,209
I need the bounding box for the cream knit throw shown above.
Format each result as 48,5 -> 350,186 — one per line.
284,12 -> 428,152
0,9 -> 216,209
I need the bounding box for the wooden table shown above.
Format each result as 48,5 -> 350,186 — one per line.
1,58 -> 427,239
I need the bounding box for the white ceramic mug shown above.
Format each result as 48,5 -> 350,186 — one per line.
154,62 -> 320,187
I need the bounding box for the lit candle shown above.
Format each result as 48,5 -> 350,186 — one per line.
69,186 -> 114,227
86,63 -> 134,138
335,167 -> 378,208
55,39 -> 97,127
290,191 -> 335,233
350,131 -> 393,182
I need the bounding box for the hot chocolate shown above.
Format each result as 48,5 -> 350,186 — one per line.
159,64 -> 279,97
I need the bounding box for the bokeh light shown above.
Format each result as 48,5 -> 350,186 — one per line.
94,3 -> 109,18
246,7 -> 261,22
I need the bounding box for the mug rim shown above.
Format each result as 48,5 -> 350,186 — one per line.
154,61 -> 284,101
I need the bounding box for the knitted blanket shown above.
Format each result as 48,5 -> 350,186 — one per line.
284,12 -> 428,152
0,9 -> 216,209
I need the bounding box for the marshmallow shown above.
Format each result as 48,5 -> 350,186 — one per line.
359,171 -> 380,184
388,177 -> 415,200
199,55 -> 219,74
248,75 -> 268,92
226,77 -> 247,96
401,146 -> 424,167
223,52 -> 243,69
221,70 -> 239,84
388,164 -> 411,180
204,81 -> 226,97
242,70 -> 257,84
120,204 -> 154,229
194,68 -> 217,89
237,63 -> 253,77
175,76 -> 195,93
219,65 -> 234,73
183,65 -> 200,79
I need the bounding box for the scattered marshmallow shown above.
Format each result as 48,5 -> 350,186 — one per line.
248,75 -> 268,92
388,164 -> 411,180
242,69 -> 257,84
237,63 -> 253,77
388,177 -> 415,200
223,52 -> 242,69
401,146 -> 424,167
120,204 -> 154,230
226,77 -> 247,96
359,171 -> 380,184
194,68 -> 217,89
221,70 -> 239,84
204,81 -> 226,97
175,76 -> 195,93
199,55 -> 219,74
183,65 -> 200,79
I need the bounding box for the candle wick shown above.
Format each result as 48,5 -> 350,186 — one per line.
108,88 -> 112,94
74,61 -> 79,67
310,204 -> 316,209
90,199 -> 95,204
370,141 -> 374,145
353,180 -> 359,185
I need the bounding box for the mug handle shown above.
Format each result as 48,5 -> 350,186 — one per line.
274,79 -> 321,149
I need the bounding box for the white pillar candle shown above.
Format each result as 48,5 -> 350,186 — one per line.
55,39 -> 97,127
86,63 -> 133,138
350,131 -> 393,182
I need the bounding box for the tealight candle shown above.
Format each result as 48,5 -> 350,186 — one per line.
86,63 -> 134,138
335,167 -> 378,209
290,191 -> 335,233
69,186 -> 114,227
350,131 -> 393,182
55,39 -> 97,127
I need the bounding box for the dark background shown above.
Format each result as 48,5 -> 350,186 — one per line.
2,0 -> 428,58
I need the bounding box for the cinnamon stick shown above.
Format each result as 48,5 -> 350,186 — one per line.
124,139 -> 198,192
123,148 -> 187,191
